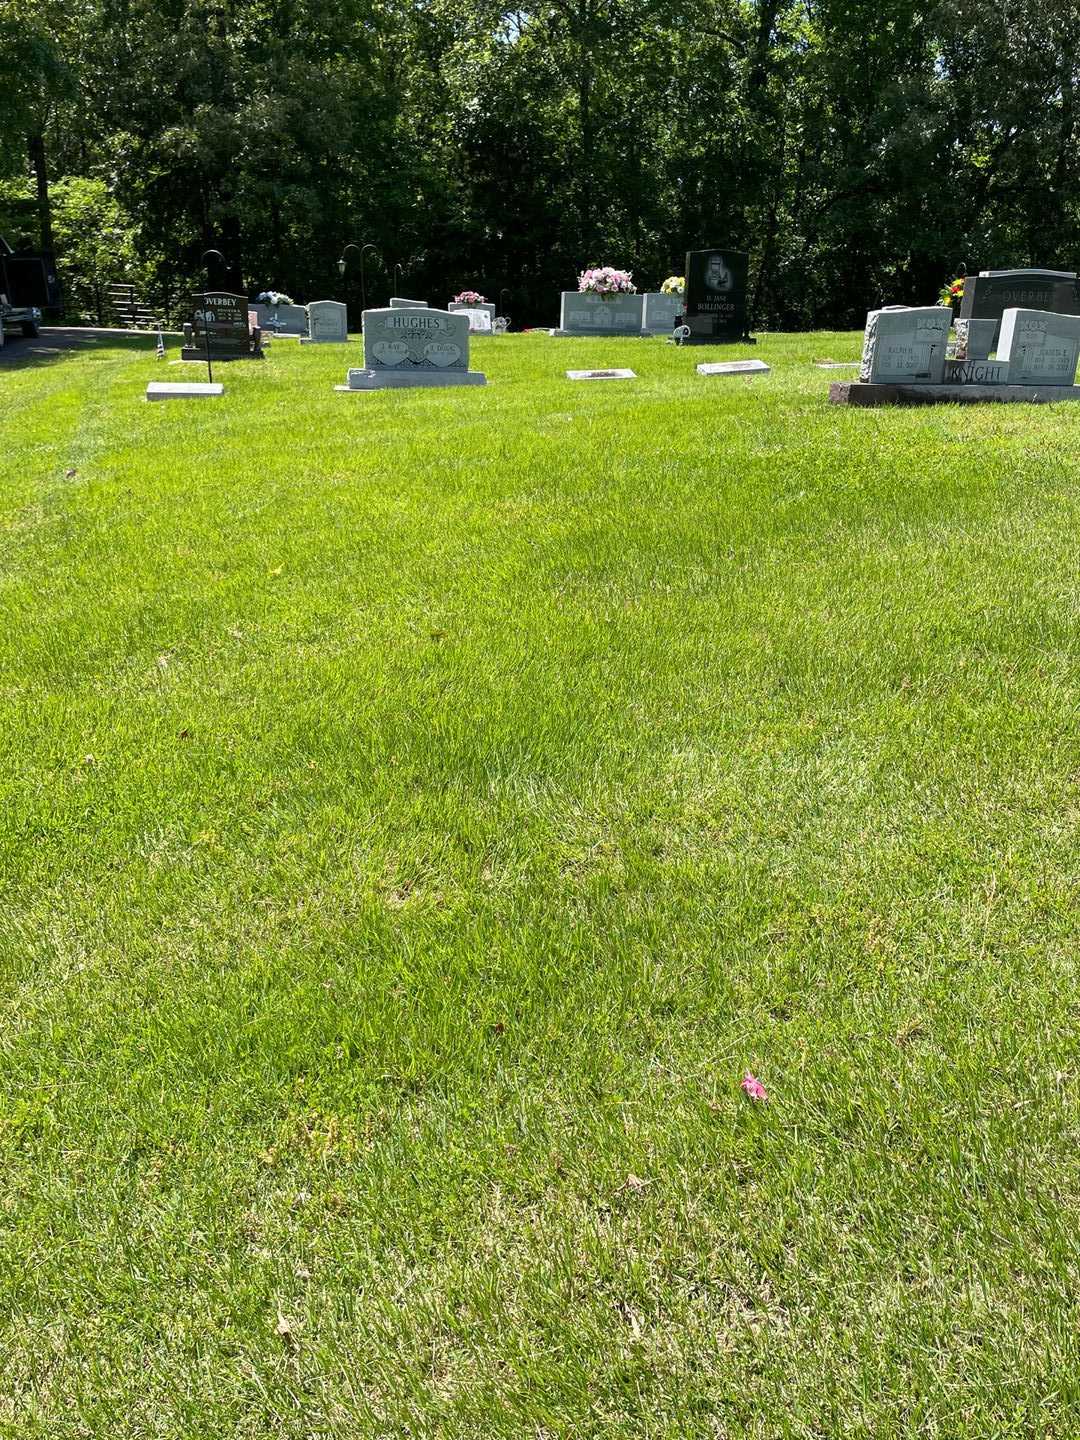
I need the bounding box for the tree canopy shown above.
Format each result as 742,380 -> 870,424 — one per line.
1,0 -> 1077,325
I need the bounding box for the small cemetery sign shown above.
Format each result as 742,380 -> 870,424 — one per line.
555,292 -> 645,336
339,307 -> 486,390
682,249 -> 752,343
181,291 -> 262,361
303,300 -> 348,343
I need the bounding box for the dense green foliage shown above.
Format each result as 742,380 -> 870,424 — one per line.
4,332 -> 1080,1433
1,0 -> 1077,324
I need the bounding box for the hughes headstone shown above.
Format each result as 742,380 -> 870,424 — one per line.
339,307 -> 486,389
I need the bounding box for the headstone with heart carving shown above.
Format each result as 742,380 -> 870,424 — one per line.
339,307 -> 486,390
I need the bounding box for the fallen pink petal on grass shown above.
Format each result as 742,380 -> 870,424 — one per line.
741,1072 -> 768,1101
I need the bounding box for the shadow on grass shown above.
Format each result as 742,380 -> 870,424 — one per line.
0,327 -> 181,370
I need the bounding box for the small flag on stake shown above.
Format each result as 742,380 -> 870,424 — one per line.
156,327 -> 165,360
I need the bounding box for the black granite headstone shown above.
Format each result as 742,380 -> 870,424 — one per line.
182,291 -> 262,360
959,269 -> 1080,346
682,248 -> 753,344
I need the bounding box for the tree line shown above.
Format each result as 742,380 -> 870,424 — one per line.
1,0 -> 1077,328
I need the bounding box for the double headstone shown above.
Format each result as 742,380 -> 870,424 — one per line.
339,307 -> 486,389
182,291 -> 263,361
959,269 -> 1080,348
681,249 -> 752,343
302,300 -> 348,344
554,291 -> 645,336
859,306 -> 951,383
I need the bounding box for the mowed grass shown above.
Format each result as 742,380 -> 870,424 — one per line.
2,327 -> 1080,1438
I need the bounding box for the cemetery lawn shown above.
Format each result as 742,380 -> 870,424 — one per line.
5,329 -> 1080,1439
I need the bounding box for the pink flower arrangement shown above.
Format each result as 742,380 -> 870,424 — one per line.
741,1072 -> 768,1101
578,266 -> 636,296
453,290 -> 487,305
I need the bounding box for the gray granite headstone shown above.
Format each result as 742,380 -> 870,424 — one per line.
339,307 -> 485,389
859,306 -> 950,383
389,297 -> 429,309
449,302 -> 495,331
302,300 -> 348,343
953,318 -> 997,361
959,269 -> 1080,346
556,291 -> 645,335
641,292 -> 683,335
996,308 -> 1080,385
253,302 -> 308,335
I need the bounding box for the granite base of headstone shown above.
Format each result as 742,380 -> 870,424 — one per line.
680,248 -> 754,344
552,292 -> 645,336
337,307 -> 486,390
300,300 -> 349,344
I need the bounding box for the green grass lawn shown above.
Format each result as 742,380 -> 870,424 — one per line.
3,328 -> 1080,1437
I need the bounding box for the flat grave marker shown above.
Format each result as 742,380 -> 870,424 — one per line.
147,381 -> 223,400
697,359 -> 770,376
566,368 -> 636,380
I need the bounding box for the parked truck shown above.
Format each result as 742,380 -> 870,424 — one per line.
0,235 -> 62,337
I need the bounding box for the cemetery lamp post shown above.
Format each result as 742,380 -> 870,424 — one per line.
393,263 -> 405,297
200,249 -> 227,385
337,243 -> 378,315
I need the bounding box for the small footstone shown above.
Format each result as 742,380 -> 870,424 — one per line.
566,368 -> 636,380
697,359 -> 771,376
146,381 -> 224,400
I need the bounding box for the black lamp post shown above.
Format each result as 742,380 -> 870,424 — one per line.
393,262 -> 405,298
499,287 -> 512,323
338,243 -> 378,316
200,249 -> 227,384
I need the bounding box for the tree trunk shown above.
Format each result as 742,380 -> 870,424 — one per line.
28,133 -> 54,253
